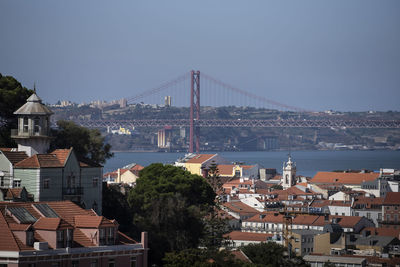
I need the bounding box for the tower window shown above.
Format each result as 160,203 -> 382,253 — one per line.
34,117 -> 40,134
23,117 -> 29,132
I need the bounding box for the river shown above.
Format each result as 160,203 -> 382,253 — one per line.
104,150 -> 400,177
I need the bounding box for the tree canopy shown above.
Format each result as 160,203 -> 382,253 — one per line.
50,120 -> 113,164
163,248 -> 250,267
241,242 -> 309,267
0,73 -> 33,146
128,163 -> 215,265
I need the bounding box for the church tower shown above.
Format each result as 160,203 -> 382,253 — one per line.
282,155 -> 296,189
11,92 -> 53,156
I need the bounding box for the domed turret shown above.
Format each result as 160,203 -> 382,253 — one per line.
11,92 -> 53,156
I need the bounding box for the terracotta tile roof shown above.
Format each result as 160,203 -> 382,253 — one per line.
362,227 -> 400,239
130,164 -> 144,171
117,231 -> 137,245
13,232 -> 35,251
226,231 -> 273,242
14,154 -> 63,168
383,192 -> 400,205
353,197 -> 384,209
73,228 -> 95,247
9,223 -> 31,231
74,215 -> 117,228
50,148 -> 72,165
245,212 -> 284,223
1,150 -> 28,165
270,175 -> 282,180
0,212 -> 21,251
33,217 -> 72,230
217,165 -> 235,176
311,172 -> 379,185
223,201 -> 259,215
185,154 -> 216,164
292,215 -> 320,225
230,250 -> 252,263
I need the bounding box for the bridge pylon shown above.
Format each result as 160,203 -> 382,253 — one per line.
189,70 -> 200,153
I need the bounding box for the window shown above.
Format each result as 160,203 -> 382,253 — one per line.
387,214 -> 391,222
0,176 -> 4,187
108,227 -> 115,244
295,248 -> 299,254
235,170 -> 241,177
93,178 -> 98,187
72,261 -> 79,267
90,260 -> 98,267
27,231 -> 34,246
295,238 -> 299,242
367,213 -> 371,219
13,180 -> 21,187
51,263 -> 60,267
355,212 -> 359,216
99,228 -> 106,245
33,117 -> 40,134
56,230 -> 64,248
378,213 -> 382,220
23,117 -> 29,132
395,215 -> 398,222
66,229 -> 73,247
44,179 -> 50,189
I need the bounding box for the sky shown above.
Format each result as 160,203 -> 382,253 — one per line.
0,0 -> 399,111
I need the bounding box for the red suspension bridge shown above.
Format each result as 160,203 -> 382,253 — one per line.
75,70 -> 400,153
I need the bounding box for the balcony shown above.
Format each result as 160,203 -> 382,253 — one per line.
11,129 -> 51,138
63,187 -> 84,196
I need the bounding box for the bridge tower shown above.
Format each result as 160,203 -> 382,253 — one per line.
189,70 -> 200,153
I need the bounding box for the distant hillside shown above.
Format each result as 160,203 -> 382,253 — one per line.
51,104 -> 400,152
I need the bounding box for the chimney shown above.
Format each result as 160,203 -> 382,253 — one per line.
141,232 -> 148,267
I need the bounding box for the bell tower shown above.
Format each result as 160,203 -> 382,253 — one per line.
11,91 -> 53,156
282,155 -> 296,190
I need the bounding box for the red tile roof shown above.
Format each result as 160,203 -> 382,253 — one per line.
33,217 -> 72,231
223,201 -> 259,215
383,192 -> 400,205
50,148 -> 72,166
226,231 -> 273,242
0,212 -> 20,251
74,215 -> 116,228
1,150 -> 28,165
311,172 -> 379,185
185,154 -> 216,164
14,154 -> 63,168
362,227 -> 400,239
0,201 -> 136,252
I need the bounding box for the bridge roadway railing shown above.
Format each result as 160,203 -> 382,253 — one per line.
73,119 -> 400,129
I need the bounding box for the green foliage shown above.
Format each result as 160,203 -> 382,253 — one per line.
271,184 -> 283,190
163,248 -> 250,267
102,184 -> 133,233
0,73 -> 33,146
128,164 -> 215,265
241,242 -> 309,267
50,120 -> 113,164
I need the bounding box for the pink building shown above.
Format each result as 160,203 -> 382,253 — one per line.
0,201 -> 148,267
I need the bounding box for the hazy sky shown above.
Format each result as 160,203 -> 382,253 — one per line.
1,1 -> 399,111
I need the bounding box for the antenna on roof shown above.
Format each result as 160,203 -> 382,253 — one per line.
33,82 -> 36,93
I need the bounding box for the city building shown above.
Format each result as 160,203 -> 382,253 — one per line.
281,156 -> 296,189
380,192 -> 400,229
0,200 -> 148,267
175,153 -> 229,176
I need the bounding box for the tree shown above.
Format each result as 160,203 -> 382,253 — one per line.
163,248 -> 250,267
201,161 -> 231,249
128,164 -> 215,265
50,120 -> 113,164
241,242 -> 309,267
0,73 -> 34,146
102,184 -> 133,233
